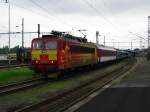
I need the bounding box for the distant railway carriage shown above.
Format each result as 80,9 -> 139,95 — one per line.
17,48 -> 31,63
0,48 -> 31,65
0,54 -> 8,66
31,31 -> 129,76
0,54 -> 8,61
0,53 -> 17,65
8,53 -> 17,60
96,44 -> 117,63
116,50 -> 128,60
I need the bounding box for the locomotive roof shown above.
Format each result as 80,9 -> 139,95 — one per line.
41,31 -> 88,43
95,43 -> 117,51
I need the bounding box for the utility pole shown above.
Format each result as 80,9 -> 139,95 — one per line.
38,24 -> 40,38
104,36 -> 105,46
8,0 -> 10,51
140,37 -> 142,49
111,39 -> 115,47
96,31 -> 99,44
5,0 -> 11,65
22,18 -> 24,48
148,16 -> 150,48
118,42 -> 119,49
131,41 -> 133,50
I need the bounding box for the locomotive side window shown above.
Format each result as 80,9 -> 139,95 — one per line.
32,41 -> 44,49
45,42 -> 57,49
70,45 -> 95,53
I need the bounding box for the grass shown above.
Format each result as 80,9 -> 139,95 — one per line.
0,67 -> 35,86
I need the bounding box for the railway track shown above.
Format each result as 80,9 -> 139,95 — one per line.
15,58 -> 137,112
0,76 -> 46,95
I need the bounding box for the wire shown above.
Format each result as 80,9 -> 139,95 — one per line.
29,0 -> 73,28
51,1 -> 95,31
82,0 -> 123,35
12,2 -> 51,20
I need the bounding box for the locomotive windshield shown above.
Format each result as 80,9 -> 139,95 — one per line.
32,41 -> 57,49
32,41 -> 45,49
45,41 -> 57,49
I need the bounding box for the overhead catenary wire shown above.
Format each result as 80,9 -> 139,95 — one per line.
82,0 -> 123,36
1,1 -> 54,33
99,0 -> 148,40
83,0 -> 143,49
29,0 -> 74,29
51,1 -> 95,31
12,2 -> 53,21
7,0 -> 78,38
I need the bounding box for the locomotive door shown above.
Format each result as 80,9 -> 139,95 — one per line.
64,41 -> 71,68
59,40 -> 71,69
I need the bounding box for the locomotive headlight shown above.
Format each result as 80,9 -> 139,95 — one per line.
49,60 -> 54,64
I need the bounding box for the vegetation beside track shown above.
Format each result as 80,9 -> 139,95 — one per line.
0,59 -> 132,112
0,67 -> 35,86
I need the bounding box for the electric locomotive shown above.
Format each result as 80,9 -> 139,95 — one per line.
31,31 -> 97,75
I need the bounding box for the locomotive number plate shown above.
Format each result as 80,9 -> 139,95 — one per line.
41,50 -> 47,53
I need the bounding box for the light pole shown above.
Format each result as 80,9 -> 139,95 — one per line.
22,18 -> 24,48
96,31 -> 99,44
148,16 -> 150,48
131,41 -> 133,50
5,0 -> 11,64
38,24 -> 40,38
131,39 -> 137,50
16,18 -> 24,48
96,31 -> 106,46
8,0 -> 10,51
103,36 -> 106,46
110,39 -> 115,47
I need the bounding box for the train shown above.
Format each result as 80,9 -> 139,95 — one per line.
16,48 -> 31,63
0,48 -> 31,66
31,31 -> 129,77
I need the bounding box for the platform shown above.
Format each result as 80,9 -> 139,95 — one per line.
74,57 -> 150,112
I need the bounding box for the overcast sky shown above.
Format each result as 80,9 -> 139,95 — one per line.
0,0 -> 149,49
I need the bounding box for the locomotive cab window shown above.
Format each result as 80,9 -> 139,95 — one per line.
32,41 -> 44,49
45,41 -> 57,49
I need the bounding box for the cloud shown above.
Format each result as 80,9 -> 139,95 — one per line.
0,0 -> 149,49
19,0 -> 150,15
